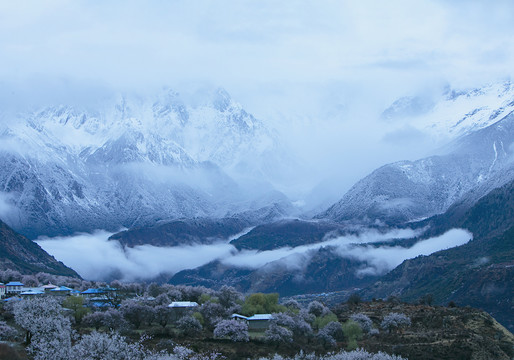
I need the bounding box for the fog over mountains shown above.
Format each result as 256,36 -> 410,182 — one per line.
0,88 -> 297,239
321,89 -> 514,225
0,80 -> 498,293
2,80 -> 514,240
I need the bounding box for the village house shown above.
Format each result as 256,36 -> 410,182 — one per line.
168,301 -> 199,309
0,283 -> 5,299
231,313 -> 273,330
42,283 -> 58,293
50,286 -> 74,296
81,288 -> 118,307
20,288 -> 45,296
5,281 -> 24,294
168,301 -> 199,320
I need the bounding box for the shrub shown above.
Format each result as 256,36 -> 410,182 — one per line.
342,320 -> 363,350
313,313 -> 338,331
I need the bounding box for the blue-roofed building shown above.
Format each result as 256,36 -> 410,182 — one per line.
231,313 -> 273,330
81,288 -> 104,296
247,314 -> 273,330
3,296 -> 22,302
82,288 -> 119,307
231,313 -> 249,321
5,282 -> 24,294
20,288 -> 45,296
91,301 -> 113,308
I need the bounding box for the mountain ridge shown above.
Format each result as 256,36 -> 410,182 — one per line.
0,88 -> 296,238
0,218 -> 79,276
319,110 -> 514,226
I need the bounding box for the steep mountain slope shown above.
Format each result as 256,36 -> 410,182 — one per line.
170,246 -> 380,296
0,88 -> 295,238
229,219 -> 345,251
319,109 -> 514,225
360,179 -> 514,331
110,217 -> 252,247
0,219 -> 79,276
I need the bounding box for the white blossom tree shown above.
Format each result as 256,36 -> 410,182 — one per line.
380,313 -> 411,334
213,319 -> 249,342
317,321 -> 343,347
350,313 -> 373,334
265,322 -> 293,344
0,320 -> 19,341
13,297 -> 72,360
307,301 -> 329,317
177,315 -> 203,337
70,331 -> 147,360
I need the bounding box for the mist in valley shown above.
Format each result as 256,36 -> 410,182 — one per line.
36,227 -> 471,283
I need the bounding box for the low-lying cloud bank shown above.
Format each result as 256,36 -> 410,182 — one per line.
36,228 -> 472,282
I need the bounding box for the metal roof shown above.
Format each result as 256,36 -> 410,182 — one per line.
230,313 -> 273,321
168,301 -> 199,308
231,313 -> 249,320
6,282 -> 24,286
50,286 -> 73,291
247,314 -> 273,321
81,288 -> 104,294
20,290 -> 45,295
42,284 -> 58,289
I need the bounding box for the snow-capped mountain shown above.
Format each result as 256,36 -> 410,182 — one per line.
321,82 -> 514,225
0,88 -> 296,238
383,80 -> 514,140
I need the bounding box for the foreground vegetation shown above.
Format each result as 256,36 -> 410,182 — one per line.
0,270 -> 512,359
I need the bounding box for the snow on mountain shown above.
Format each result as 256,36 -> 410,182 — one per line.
0,88 -> 296,238
383,81 -> 514,140
322,82 -> 514,225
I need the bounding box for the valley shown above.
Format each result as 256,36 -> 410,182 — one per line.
1,81 -> 513,358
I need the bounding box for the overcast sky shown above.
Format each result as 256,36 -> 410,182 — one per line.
1,0 -> 514,193
2,1 -> 513,105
